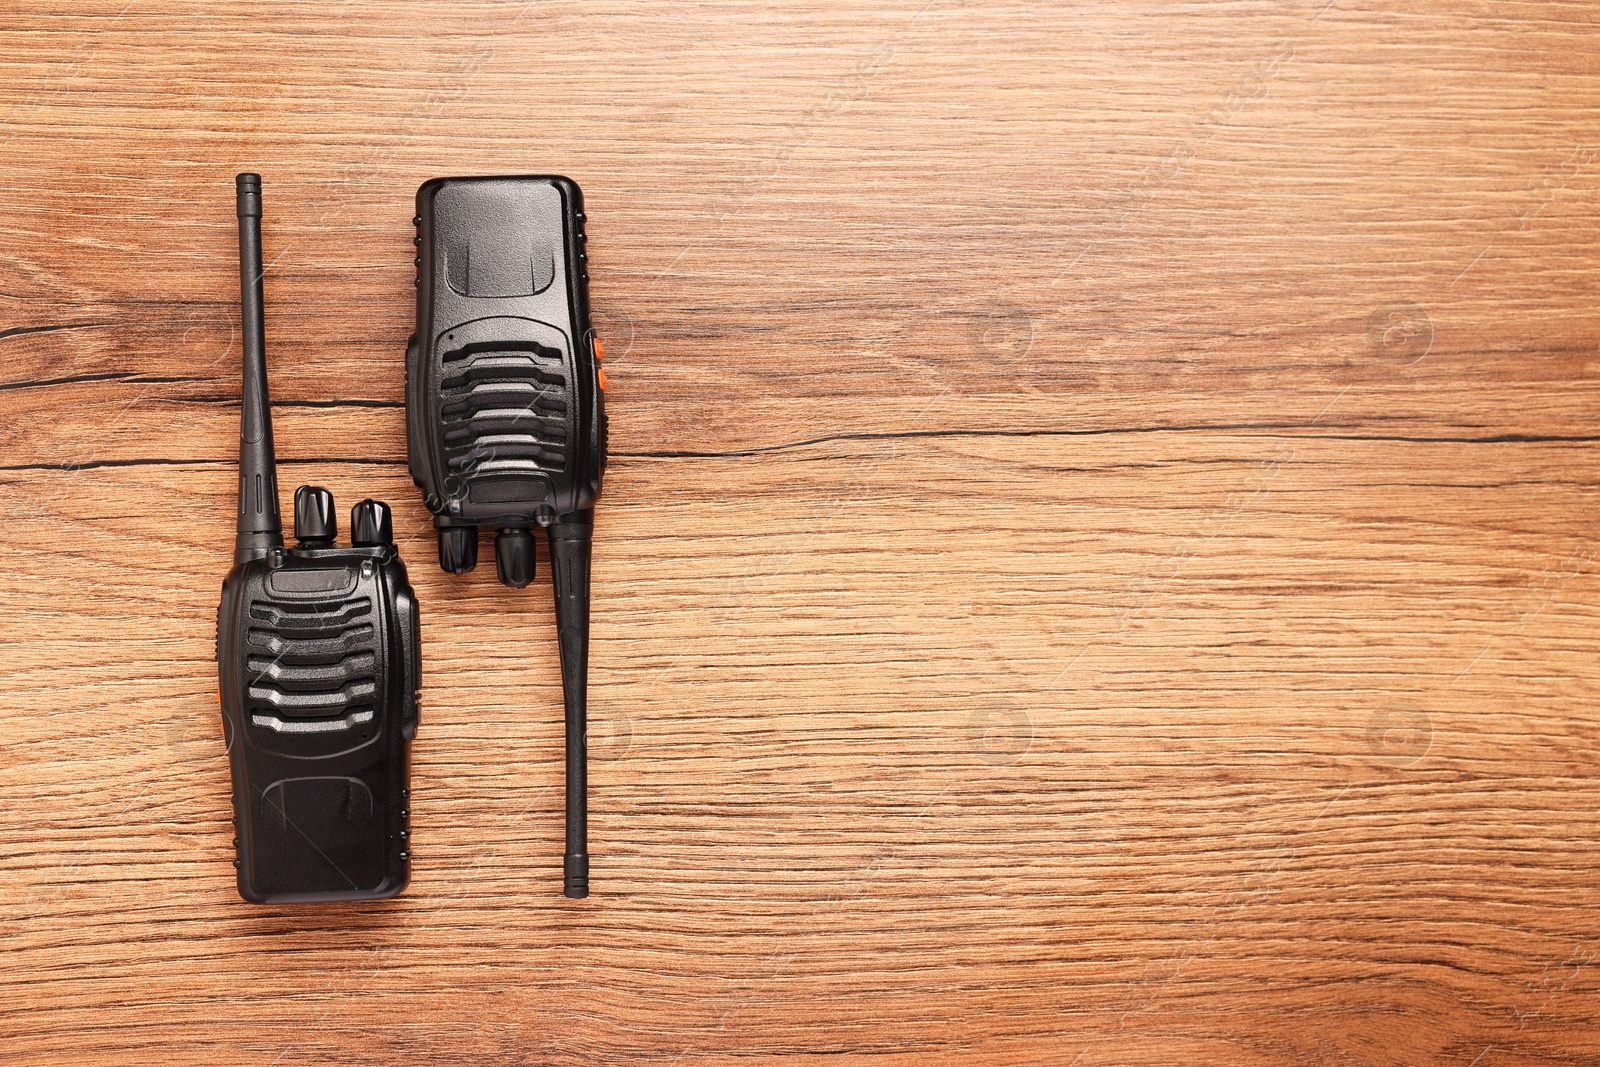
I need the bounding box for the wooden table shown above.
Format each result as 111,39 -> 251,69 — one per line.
3,2 -> 1597,1063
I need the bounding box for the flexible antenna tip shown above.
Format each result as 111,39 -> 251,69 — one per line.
236,173 -> 262,218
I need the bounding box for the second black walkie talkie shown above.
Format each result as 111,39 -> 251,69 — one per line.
217,174 -> 421,903
405,176 -> 606,898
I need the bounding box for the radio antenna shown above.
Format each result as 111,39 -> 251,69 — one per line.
550,512 -> 593,898
233,173 -> 283,563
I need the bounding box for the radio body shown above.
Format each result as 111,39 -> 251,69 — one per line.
218,501 -> 419,903
405,175 -> 605,584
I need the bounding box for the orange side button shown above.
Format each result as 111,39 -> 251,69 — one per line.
597,367 -> 608,391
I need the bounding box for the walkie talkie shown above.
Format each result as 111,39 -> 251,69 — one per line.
405,176 -> 606,898
217,173 -> 421,904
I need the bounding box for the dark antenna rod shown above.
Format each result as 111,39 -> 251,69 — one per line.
551,513 -> 593,898
233,173 -> 282,564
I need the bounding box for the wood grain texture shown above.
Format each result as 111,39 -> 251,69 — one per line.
2,1 -> 1598,1063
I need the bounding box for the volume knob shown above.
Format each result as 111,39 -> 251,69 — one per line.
494,527 -> 536,588
438,524 -> 478,574
294,485 -> 336,547
351,499 -> 393,546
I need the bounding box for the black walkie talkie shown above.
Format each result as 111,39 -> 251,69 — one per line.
217,173 -> 421,904
405,176 -> 606,897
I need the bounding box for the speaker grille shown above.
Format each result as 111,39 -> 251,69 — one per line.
246,595 -> 377,724
438,340 -> 570,482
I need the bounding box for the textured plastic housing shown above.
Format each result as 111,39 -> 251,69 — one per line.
406,176 -> 605,527
216,546 -> 419,903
